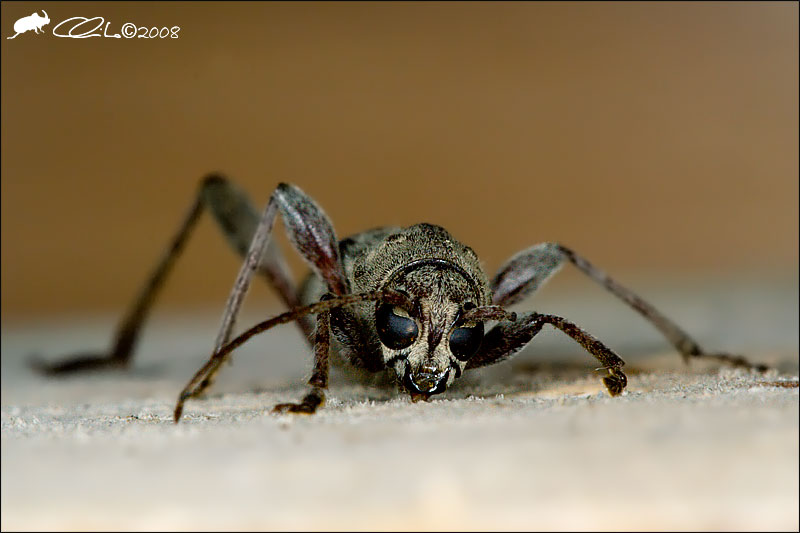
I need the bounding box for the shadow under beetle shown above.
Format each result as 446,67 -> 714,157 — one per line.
33,177 -> 767,421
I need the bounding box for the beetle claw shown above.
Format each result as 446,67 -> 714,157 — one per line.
602,367 -> 627,396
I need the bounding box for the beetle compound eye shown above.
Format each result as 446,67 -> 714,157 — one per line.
376,304 -> 419,350
449,322 -> 484,361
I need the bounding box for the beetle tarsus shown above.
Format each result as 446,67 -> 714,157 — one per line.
272,388 -> 325,415
29,352 -> 127,375
602,367 -> 628,397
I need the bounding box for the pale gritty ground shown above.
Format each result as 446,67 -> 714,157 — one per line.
2,280 -> 798,531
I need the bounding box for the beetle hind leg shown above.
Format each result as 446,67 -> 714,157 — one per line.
490,241 -> 766,371
31,174 -> 311,376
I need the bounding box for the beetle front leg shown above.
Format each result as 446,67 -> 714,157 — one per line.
272,308 -> 331,415
467,312 -> 627,396
175,183 -> 348,418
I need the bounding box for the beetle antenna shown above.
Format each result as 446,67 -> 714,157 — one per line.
209,289 -> 410,361
173,289 -> 409,421
461,305 -> 516,323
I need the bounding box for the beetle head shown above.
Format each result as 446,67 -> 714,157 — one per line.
376,260 -> 489,400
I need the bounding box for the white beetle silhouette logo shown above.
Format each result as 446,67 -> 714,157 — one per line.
7,10 -> 50,39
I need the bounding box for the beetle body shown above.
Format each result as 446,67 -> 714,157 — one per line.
33,177 -> 764,420
300,223 -> 492,398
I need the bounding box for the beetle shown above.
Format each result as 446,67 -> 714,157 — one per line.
33,176 -> 766,421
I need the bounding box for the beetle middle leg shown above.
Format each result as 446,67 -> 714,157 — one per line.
490,242 -> 766,371
173,182 -> 353,417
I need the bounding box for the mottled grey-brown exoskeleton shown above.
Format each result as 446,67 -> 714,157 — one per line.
34,177 -> 766,422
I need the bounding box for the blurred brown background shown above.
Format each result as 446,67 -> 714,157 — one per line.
2,1 -> 797,320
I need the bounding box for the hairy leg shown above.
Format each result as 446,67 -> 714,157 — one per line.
272,306 -> 331,415
468,311 -> 627,396
177,181 -> 349,398
491,242 -> 766,371
173,289 -> 410,421
32,175 -> 312,375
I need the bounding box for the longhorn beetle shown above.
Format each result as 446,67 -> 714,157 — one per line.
33,177 -> 767,422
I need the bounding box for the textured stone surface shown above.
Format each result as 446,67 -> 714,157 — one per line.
2,282 -> 798,531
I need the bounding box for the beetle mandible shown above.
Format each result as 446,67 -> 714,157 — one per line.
33,177 -> 766,421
